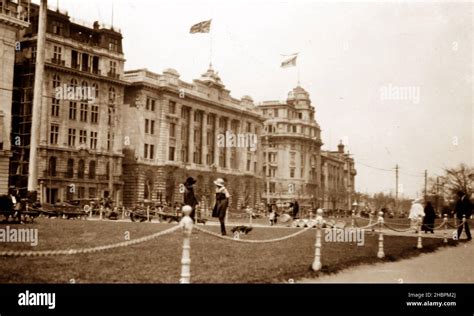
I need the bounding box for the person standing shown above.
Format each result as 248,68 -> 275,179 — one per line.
408,198 -> 425,233
183,177 -> 198,221
422,201 -> 436,233
455,190 -> 472,241
292,200 -> 300,219
212,178 -> 230,235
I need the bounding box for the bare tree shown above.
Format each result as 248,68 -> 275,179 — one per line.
443,163 -> 473,197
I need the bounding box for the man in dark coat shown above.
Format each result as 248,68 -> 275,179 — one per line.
422,201 -> 436,233
183,177 -> 198,221
455,190 -> 472,241
292,200 -> 300,219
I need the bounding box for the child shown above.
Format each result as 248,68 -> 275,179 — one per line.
269,209 -> 279,226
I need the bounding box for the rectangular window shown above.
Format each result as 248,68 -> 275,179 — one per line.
90,131 -> 98,150
107,133 -> 111,151
80,103 -> 88,122
69,102 -> 77,120
91,106 -> 99,124
53,46 -> 62,63
51,98 -> 60,117
290,168 -> 295,178
109,61 -> 117,74
144,144 -> 149,159
145,119 -> 149,134
149,144 -> 154,160
68,128 -> 76,147
169,100 -> 176,114
88,187 -> 97,199
150,120 -> 155,135
79,130 -> 87,144
78,187 -> 85,199
169,123 -> 176,138
269,182 -> 276,193
169,147 -> 175,161
50,124 -> 59,145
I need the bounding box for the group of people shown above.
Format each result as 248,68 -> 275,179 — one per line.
267,201 -> 300,226
182,176 -> 230,235
408,190 -> 472,240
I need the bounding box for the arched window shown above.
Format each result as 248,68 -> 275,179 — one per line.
66,159 -> 74,178
108,87 -> 115,104
88,160 -> 96,179
48,157 -> 57,176
144,179 -> 151,200
78,159 -> 85,179
92,83 -> 99,99
71,78 -> 78,88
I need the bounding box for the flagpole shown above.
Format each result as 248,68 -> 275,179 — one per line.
297,63 -> 300,87
209,30 -> 213,68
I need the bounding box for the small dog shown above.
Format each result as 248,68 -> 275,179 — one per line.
231,225 -> 253,235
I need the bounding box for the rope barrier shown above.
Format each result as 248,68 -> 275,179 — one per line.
194,225 -> 313,244
383,223 -> 414,232
0,225 -> 181,257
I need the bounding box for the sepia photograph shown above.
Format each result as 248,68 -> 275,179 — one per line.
0,0 -> 472,313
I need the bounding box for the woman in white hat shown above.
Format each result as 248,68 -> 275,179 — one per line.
211,178 -> 230,235
408,198 -> 425,233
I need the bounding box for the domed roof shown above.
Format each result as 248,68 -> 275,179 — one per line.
199,65 -> 224,87
287,85 -> 310,101
163,68 -> 180,77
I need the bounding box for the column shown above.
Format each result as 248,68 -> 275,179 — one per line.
225,118 -> 231,169
201,112 -> 208,165
188,108 -> 194,164
214,114 -> 220,167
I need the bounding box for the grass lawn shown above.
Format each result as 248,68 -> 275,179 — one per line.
0,218 -> 457,283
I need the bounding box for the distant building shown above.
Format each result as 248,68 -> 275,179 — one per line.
122,67 -> 265,211
9,3 -> 126,204
258,86 -> 323,209
321,142 -> 356,210
0,1 -> 29,195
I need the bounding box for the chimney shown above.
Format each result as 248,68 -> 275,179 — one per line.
93,21 -> 100,30
338,140 -> 344,153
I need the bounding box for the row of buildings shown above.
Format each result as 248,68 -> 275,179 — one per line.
0,1 -> 356,212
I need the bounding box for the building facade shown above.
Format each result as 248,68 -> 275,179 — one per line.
122,67 -> 265,211
321,142 -> 357,210
258,86 -> 323,208
0,1 -> 29,195
9,3 -> 126,204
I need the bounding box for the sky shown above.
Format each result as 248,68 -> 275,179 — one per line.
33,0 -> 473,198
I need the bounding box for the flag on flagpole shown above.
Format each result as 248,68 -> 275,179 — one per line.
190,19 -> 212,34
281,55 -> 297,68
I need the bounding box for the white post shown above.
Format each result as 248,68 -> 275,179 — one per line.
417,214 -> 423,249
369,211 -> 372,226
377,211 -> 385,259
89,206 -> 92,220
225,210 -> 229,225
99,205 -> 103,220
312,209 -> 324,271
443,214 -> 448,243
122,208 -> 125,220
147,206 -> 150,222
351,210 -> 355,228
180,205 -> 193,284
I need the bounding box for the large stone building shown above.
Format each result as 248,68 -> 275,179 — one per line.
122,67 -> 265,211
258,86 -> 323,208
9,3 -> 126,204
321,142 -> 357,210
0,1 -> 29,195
